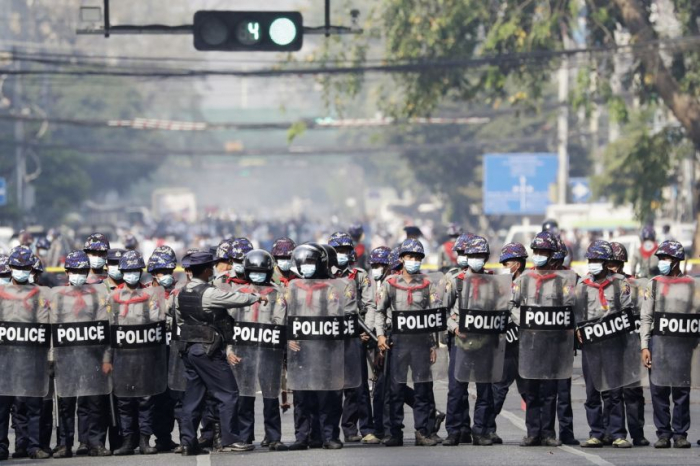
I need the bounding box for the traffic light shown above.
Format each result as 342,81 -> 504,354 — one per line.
193,11 -> 303,52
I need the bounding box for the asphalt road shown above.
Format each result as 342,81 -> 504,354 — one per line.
8,356 -> 700,466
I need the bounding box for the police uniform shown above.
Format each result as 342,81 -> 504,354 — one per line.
575,272 -> 633,443
630,245 -> 660,279
174,263 -> 260,452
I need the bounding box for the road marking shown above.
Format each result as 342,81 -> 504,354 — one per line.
196,453 -> 212,466
479,386 -> 616,466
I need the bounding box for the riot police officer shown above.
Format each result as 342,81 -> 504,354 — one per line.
631,226 -> 659,278
84,234 -> 110,285
104,249 -> 126,292
174,251 -> 265,455
271,237 -> 297,287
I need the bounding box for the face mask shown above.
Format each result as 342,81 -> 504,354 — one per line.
467,258 -> 485,273
508,262 -> 521,276
28,275 -> 35,284
38,249 -> 48,257
123,271 -> 141,286
457,255 -> 468,267
588,262 -> 604,276
659,260 -> 672,276
337,254 -> 349,267
89,256 -> 106,270
107,265 -> 123,280
12,269 -> 30,283
249,272 -> 267,283
643,240 -> 655,250
300,264 -> 316,278
371,268 -> 384,281
277,259 -> 291,272
532,254 -> 549,267
68,273 -> 87,287
404,260 -> 421,274
0,276 -> 10,285
233,263 -> 245,275
157,274 -> 174,288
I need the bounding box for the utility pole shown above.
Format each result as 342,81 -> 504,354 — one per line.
14,48 -> 25,217
557,45 -> 569,205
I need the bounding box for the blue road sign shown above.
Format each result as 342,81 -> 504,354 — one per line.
569,177 -> 591,203
0,177 -> 6,207
483,153 -> 558,215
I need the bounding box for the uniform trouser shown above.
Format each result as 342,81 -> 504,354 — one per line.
557,378 -> 575,440
58,396 -> 105,448
521,379 -> 557,439
0,397 -> 12,455
77,397 -> 90,444
12,397 -> 42,454
199,394 -> 219,441
40,398 -> 53,450
238,396 -> 282,443
445,346 -> 494,436
180,344 -> 243,448
489,353 -> 523,434
117,396 -> 155,437
389,376 -> 433,438
649,380 -> 690,440
623,387 -> 646,440
582,355 -> 625,440
87,395 -> 123,450
373,368 -> 423,437
153,389 -> 183,447
342,344 -> 374,438
293,391 -> 343,443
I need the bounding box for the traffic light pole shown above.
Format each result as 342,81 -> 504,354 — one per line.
77,0 -> 361,37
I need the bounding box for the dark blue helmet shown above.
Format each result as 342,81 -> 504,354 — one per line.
369,246 -> 391,266
499,243 -> 528,263
389,247 -> 402,271
124,234 -> 139,250
83,233 -> 110,252
552,236 -> 568,261
0,254 -> 9,274
230,238 -> 254,260
610,242 -> 628,262
348,223 -> 364,240
32,256 -> 44,273
147,250 -> 177,272
65,251 -> 90,270
453,233 -> 475,253
641,225 -> 656,242
107,248 -> 126,263
585,240 -> 613,261
655,240 -> 684,260
446,223 -> 462,237
464,236 -> 489,255
530,231 -> 558,252
35,237 -> 51,250
215,239 -> 234,261
9,246 -> 34,267
399,238 -> 424,258
328,231 -> 354,248
271,237 -> 296,257
119,250 -> 145,271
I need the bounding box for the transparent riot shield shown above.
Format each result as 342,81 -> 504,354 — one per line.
454,274 -> 511,383
628,277 -> 649,388
229,284 -> 286,398
338,277 -> 362,389
286,279 -> 346,391
388,273 -> 447,384
0,285 -> 51,397
110,286 -> 167,397
50,285 -> 112,397
518,270 -> 577,379
577,309 -> 641,391
648,277 -> 700,387
167,326 -> 187,392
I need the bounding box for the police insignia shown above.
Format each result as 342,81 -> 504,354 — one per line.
622,283 -> 631,295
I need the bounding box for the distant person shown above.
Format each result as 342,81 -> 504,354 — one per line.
630,226 -> 659,278
437,224 -> 462,272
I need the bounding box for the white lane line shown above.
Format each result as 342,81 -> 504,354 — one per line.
196,453 -> 212,466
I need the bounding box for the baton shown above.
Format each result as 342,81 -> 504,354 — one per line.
358,318 -> 378,342
52,378 -> 59,430
109,393 -> 118,428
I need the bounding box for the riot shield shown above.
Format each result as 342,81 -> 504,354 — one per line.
0,285 -> 51,397
286,279 -> 346,391
109,286 -> 168,397
167,326 -> 187,392
628,277 -> 649,388
648,277 -> 700,387
388,273 -> 447,384
518,270 -> 577,379
578,309 -> 641,391
337,277 -> 362,389
50,285 -> 112,397
454,274 -> 511,383
229,284 -> 286,398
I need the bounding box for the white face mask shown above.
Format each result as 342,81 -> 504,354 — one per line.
88,256 -> 106,270
123,271 -> 141,286
532,254 -> 549,267
277,259 -> 291,272
404,260 -> 421,274
588,262 -> 604,276
107,265 -> 123,280
337,254 -> 349,267
300,264 -> 316,278
457,255 -> 468,267
249,272 -> 267,283
69,273 -> 88,287
658,260 -> 672,276
643,240 -> 655,250
371,268 -> 384,281
0,276 -> 10,285
157,274 -> 174,288
11,269 -> 31,283
467,258 -> 485,273
233,263 -> 245,275
28,274 -> 35,284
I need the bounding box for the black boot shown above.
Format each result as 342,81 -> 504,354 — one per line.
212,423 -> 222,451
139,435 -> 157,455
113,435 -> 135,456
